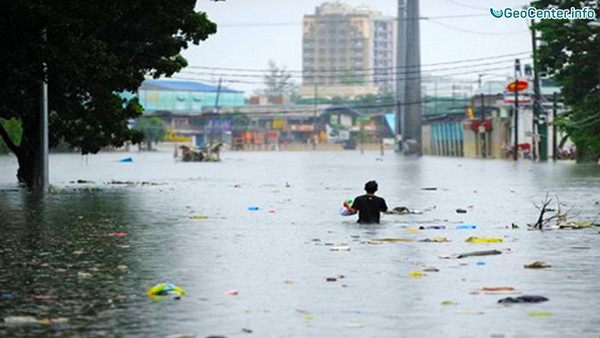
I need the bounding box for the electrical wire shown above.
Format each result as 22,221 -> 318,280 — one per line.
180,58 -> 529,81
175,63 -> 530,85
186,51 -> 530,74
439,0 -> 489,11
217,12 -> 490,28
426,19 -> 529,35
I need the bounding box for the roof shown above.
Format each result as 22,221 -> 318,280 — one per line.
140,79 -> 243,94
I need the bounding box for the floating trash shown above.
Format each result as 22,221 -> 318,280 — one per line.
247,207 -> 259,211
482,287 -> 515,292
225,289 -> 239,296
498,295 -> 548,304
373,238 -> 414,243
330,246 -> 350,251
529,312 -> 552,317
419,237 -> 450,243
524,261 -> 551,269
147,282 -> 185,298
408,272 -> 425,278
456,225 -> 477,229
466,237 -> 503,243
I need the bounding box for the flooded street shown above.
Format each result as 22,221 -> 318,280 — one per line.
1,151 -> 600,337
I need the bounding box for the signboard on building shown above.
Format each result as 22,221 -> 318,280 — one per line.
291,124 -> 315,132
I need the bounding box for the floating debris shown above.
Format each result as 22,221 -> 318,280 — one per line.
147,282 -> 185,298
498,295 -> 548,304
524,262 -> 551,269
482,287 -> 515,292
466,237 -> 503,243
330,246 -> 350,251
423,267 -> 439,272
419,237 -> 450,243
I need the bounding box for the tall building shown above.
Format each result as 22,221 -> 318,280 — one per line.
301,2 -> 397,98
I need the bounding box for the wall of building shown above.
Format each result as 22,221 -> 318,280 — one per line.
424,121 -> 464,157
302,2 -> 395,94
138,90 -> 245,114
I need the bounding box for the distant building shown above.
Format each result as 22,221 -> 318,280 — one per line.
301,2 -> 397,97
137,79 -> 244,115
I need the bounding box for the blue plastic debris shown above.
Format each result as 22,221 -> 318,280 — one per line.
248,207 -> 259,211
119,157 -> 133,163
1,292 -> 18,300
456,225 -> 477,229
476,261 -> 486,266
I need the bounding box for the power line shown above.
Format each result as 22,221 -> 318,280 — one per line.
176,62 -> 530,85
440,0 -> 489,11
186,51 -> 530,74
180,58 -> 528,80
217,12 -> 490,28
426,19 -> 529,35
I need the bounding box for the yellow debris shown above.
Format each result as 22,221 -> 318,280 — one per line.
465,237 -> 503,243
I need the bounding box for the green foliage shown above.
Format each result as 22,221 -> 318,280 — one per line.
0,1 -> 217,186
133,116 -> 166,149
257,60 -> 297,100
532,0 -> 600,162
0,119 -> 22,154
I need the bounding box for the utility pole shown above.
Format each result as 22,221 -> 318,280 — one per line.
214,77 -> 222,143
214,77 -> 222,114
404,0 -> 422,155
396,0 -> 407,152
531,19 -> 545,162
513,59 -> 520,161
313,83 -> 318,150
552,92 -> 557,161
39,27 -> 49,192
480,92 -> 485,158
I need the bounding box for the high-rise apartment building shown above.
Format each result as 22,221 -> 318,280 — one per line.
301,2 -> 397,98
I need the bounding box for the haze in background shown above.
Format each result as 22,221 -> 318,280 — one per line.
184,0 -> 531,93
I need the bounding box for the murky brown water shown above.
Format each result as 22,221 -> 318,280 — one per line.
1,151 -> 600,337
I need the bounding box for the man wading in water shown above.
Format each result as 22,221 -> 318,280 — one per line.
343,181 -> 388,224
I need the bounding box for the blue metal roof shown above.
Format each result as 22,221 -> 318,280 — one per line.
140,79 -> 243,94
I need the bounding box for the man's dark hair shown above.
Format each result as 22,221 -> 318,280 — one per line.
364,180 -> 378,193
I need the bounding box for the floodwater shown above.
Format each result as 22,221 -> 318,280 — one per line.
1,151 -> 600,337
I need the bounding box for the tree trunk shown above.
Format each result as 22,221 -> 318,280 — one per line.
15,116 -> 41,189
575,140 -> 600,163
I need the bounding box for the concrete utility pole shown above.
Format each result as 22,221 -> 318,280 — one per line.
313,83 -> 318,150
531,19 -> 545,162
513,58 -> 520,161
404,0 -> 422,155
39,28 -> 49,192
552,92 -> 557,161
396,0 -> 407,151
214,77 -> 222,114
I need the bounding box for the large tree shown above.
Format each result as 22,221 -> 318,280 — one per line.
0,1 -> 217,187
532,0 -> 600,162
256,60 -> 298,101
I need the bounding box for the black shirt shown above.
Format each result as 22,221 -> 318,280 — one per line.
351,194 -> 388,224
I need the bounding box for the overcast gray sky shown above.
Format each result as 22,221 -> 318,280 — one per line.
181,0 -> 532,93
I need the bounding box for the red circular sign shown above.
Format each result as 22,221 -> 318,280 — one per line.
506,79 -> 529,93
